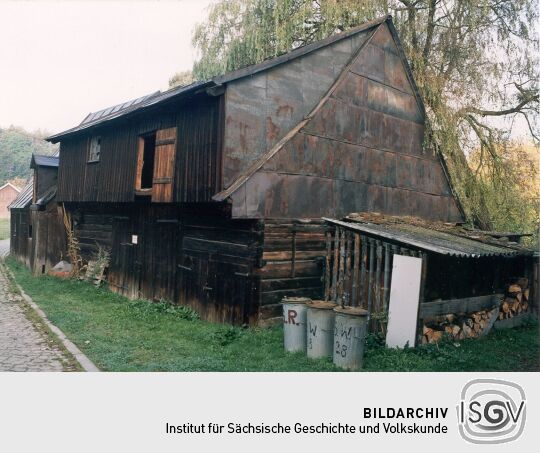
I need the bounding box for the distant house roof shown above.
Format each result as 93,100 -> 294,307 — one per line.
31,154 -> 59,168
0,182 -> 21,193
47,15 -> 411,144
324,213 -> 534,258
8,179 -> 33,210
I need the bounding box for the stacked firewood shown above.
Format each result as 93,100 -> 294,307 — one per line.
422,307 -> 500,344
499,278 -> 530,320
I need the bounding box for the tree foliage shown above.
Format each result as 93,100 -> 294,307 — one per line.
192,0 -> 539,230
0,125 -> 57,186
470,142 -> 539,243
168,70 -> 195,88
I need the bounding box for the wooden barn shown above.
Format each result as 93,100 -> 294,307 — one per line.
0,182 -> 21,219
9,154 -> 65,275
46,15 -> 467,325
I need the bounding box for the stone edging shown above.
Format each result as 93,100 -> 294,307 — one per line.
1,262 -> 100,372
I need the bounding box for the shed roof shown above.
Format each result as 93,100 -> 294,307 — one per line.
8,179 -> 33,210
324,213 -> 534,258
31,154 -> 59,168
46,15 -> 401,143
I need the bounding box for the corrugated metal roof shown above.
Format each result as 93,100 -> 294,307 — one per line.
46,82 -> 208,143
8,179 -> 33,210
80,91 -> 160,126
46,15 -> 394,143
324,216 -> 534,258
31,154 -> 59,168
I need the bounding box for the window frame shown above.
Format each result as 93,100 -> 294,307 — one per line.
87,136 -> 102,163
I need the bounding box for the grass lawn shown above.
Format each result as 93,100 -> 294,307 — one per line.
4,256 -> 540,372
0,218 -> 9,240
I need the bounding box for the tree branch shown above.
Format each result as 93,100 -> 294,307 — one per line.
456,93 -> 539,118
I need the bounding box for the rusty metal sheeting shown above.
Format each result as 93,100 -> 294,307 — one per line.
323,215 -> 534,258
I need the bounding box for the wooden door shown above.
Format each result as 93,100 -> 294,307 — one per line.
152,127 -> 177,203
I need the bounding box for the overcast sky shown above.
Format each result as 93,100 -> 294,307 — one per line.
0,1 -> 532,140
0,0 -> 214,134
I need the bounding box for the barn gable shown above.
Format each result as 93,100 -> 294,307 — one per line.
215,18 -> 463,223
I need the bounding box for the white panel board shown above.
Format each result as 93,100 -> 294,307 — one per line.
386,254 -> 422,348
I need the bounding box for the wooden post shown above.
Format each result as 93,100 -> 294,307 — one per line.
344,232 -> 352,306
383,243 -> 391,312
291,225 -> 297,278
331,228 -> 340,302
375,240 -> 383,313
415,252 -> 428,345
337,230 -> 346,305
360,235 -> 368,309
352,233 -> 360,307
324,229 -> 332,301
367,238 -> 375,321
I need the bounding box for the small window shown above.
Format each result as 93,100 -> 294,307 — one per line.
28,224 -> 32,238
88,136 -> 101,163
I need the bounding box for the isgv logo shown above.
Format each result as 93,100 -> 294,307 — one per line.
457,379 -> 526,444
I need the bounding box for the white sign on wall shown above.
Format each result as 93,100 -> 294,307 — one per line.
386,254 -> 423,348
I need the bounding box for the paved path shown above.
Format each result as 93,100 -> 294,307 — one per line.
0,239 -> 9,258
0,262 -> 69,371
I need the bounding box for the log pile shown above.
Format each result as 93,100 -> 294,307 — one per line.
422,307 -> 499,344
499,278 -> 530,320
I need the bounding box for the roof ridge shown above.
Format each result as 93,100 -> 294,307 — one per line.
46,15 -> 391,143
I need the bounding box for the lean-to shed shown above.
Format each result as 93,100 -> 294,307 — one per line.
9,154 -> 65,275
323,213 -> 536,343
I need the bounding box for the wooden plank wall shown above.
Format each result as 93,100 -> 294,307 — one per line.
71,208 -> 114,260
10,209 -> 32,268
10,205 -> 66,275
424,254 -> 532,301
34,167 -> 57,202
68,203 -> 263,325
177,208 -> 262,325
258,220 -> 326,321
57,94 -> 222,204
30,204 -> 67,275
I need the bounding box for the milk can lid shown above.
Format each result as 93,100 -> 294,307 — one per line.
281,296 -> 311,304
333,306 -> 368,316
306,300 -> 337,310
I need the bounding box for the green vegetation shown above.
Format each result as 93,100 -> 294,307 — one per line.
0,219 -> 9,241
5,256 -> 539,372
0,126 -> 57,186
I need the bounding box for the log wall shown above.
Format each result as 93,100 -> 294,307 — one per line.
257,220 -> 326,322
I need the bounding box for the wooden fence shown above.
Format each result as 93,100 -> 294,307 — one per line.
323,223 -> 427,327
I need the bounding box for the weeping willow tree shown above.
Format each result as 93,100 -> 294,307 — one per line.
191,0 -> 539,230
